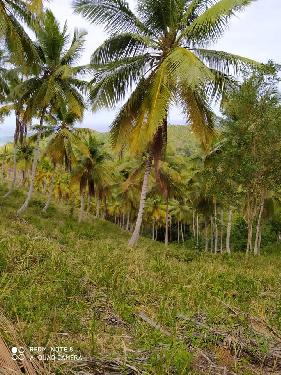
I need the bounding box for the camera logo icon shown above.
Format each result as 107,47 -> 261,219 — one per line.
11,347 -> 25,361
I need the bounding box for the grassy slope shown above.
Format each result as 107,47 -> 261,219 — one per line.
0,186 -> 281,374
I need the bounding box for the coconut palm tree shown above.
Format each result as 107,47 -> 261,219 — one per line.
74,0 -> 259,246
0,68 -> 28,197
15,10 -> 87,215
0,0 -> 43,66
42,113 -> 88,212
71,134 -> 112,222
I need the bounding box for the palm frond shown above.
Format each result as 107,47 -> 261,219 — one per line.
193,48 -> 260,75
91,32 -> 153,65
90,54 -> 149,110
72,0 -> 149,35
179,0 -> 256,44
180,86 -> 215,150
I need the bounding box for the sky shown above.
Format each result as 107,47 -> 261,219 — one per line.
1,0 -> 281,138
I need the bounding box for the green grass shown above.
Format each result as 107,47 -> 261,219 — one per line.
0,185 -> 281,374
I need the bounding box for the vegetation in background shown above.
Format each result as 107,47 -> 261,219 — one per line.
0,1 -> 281,374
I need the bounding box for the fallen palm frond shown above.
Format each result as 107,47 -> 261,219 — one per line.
0,310 -> 50,375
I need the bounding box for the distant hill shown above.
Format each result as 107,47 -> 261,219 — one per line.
167,125 -> 201,156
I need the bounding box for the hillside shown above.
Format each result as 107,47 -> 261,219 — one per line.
0,186 -> 281,374
86,125 -> 202,156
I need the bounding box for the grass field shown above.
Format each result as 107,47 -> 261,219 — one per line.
0,185 -> 281,374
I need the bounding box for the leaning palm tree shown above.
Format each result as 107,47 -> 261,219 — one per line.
0,0 -> 43,66
74,0 -> 259,246
15,10 -> 87,215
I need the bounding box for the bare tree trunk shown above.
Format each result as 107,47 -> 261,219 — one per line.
254,201 -> 264,256
79,193 -> 85,223
17,110 -> 45,216
42,174 -> 55,212
165,197 -> 169,247
226,208 -> 233,254
152,219 -> 155,240
128,155 -> 152,247
181,222 -> 184,243
177,221 -> 180,243
3,144 -> 17,197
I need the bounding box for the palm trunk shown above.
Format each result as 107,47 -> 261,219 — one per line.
17,110 -> 45,215
42,174 -> 55,212
192,211 -> 195,237
128,155 -> 152,247
196,213 -> 199,248
79,193 -> 85,223
220,210 -> 224,253
152,219 -> 155,240
226,208 -> 233,254
246,221 -> 253,254
177,221 -> 180,244
3,144 -> 17,198
86,194 -> 91,213
126,212 -> 130,231
181,222 -> 184,243
214,201 -> 218,253
205,220 -> 208,252
96,197 -> 100,218
165,197 -> 169,247
254,201 -> 264,256
210,216 -> 214,253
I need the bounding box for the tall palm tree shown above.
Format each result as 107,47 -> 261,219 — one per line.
0,0 -> 43,66
15,10 -> 87,215
74,0 -> 259,246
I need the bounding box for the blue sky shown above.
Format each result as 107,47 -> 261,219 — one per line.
1,0 -> 281,137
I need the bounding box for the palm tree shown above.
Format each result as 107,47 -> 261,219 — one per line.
0,68 -> 28,197
71,134 -> 112,222
42,113 -> 88,212
153,158 -> 184,246
16,10 -> 87,215
74,0 -> 259,246
0,0 -> 43,66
